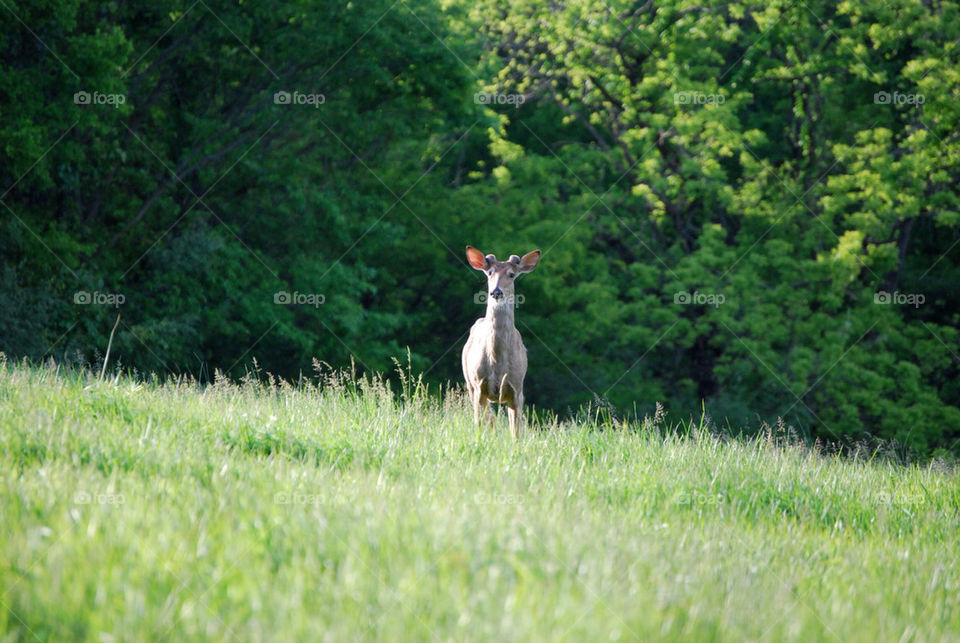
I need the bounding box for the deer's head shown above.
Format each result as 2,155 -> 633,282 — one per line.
466,246 -> 540,306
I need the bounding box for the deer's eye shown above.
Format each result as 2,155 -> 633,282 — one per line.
508,272 -> 516,278
488,269 -> 494,276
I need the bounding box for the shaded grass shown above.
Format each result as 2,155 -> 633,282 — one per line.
0,359 -> 958,641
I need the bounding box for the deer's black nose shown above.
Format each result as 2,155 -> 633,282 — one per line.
491,287 -> 503,299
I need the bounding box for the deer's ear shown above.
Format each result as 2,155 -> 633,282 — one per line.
518,249 -> 540,273
466,246 -> 489,271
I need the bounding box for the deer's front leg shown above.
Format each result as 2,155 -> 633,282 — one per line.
507,407 -> 519,440
471,385 -> 485,426
507,391 -> 523,440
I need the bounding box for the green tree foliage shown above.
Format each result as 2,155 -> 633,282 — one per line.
451,0 -> 960,451
1,0 -> 474,376
1,0 -> 958,452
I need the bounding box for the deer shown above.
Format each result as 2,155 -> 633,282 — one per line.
461,245 -> 541,439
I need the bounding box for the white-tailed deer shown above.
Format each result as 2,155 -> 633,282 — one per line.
461,246 -> 540,439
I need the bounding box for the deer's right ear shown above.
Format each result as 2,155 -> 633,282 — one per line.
466,246 -> 489,271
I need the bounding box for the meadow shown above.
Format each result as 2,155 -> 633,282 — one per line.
1,359 -> 958,641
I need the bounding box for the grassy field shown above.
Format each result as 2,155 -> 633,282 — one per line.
1,359 -> 958,642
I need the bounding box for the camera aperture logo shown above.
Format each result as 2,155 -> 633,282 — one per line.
74,291 -> 125,307
74,90 -> 127,108
274,90 -> 325,108
674,290 -> 725,308
874,290 -> 924,308
274,291 -> 325,307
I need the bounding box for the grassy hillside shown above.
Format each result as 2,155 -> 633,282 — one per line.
1,360 -> 958,641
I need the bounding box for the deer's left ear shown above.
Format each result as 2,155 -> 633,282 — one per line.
518,249 -> 540,273
466,246 -> 490,271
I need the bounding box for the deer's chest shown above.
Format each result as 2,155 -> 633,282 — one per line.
478,335 -> 524,391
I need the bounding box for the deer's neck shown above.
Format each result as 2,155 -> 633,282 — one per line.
484,300 -> 515,333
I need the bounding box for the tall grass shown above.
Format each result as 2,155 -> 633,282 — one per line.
1,358 -> 958,641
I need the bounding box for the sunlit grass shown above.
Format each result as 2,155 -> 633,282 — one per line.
1,359 -> 958,641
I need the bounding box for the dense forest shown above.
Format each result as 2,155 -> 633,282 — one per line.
2,0 -> 958,452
